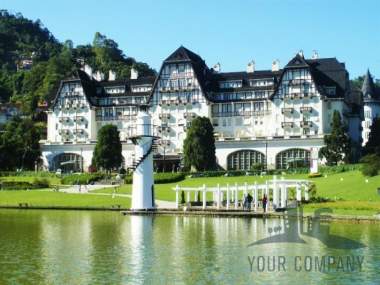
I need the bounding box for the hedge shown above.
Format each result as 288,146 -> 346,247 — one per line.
0,171 -> 57,178
124,172 -> 186,184
61,173 -> 105,185
0,178 -> 50,190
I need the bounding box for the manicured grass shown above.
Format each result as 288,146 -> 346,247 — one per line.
94,170 -> 380,216
0,191 -> 130,208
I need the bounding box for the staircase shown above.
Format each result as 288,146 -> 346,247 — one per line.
129,138 -> 158,171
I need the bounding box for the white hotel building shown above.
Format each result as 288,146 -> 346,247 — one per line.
41,46 -> 363,172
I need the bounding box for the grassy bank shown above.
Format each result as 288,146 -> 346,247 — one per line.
95,170 -> 380,216
0,191 -> 130,208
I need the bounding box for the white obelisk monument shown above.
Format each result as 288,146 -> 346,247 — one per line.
131,109 -> 155,210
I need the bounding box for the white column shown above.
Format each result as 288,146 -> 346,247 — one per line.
202,184 -> 206,209
296,183 -> 302,202
175,185 -> 179,209
226,184 -> 230,210
217,184 -> 221,209
244,182 -> 248,196
254,182 -> 258,212
234,183 -> 238,209
186,191 -> 190,205
304,185 -> 309,201
194,191 -> 197,201
280,178 -> 286,208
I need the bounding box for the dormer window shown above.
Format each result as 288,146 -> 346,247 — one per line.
249,78 -> 274,87
105,86 -> 125,94
325,86 -> 336,96
219,80 -> 242,89
131,85 -> 152,93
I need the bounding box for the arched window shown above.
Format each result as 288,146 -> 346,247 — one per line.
275,148 -> 310,169
52,153 -> 84,173
227,150 -> 265,170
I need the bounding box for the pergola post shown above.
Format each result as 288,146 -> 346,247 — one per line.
202,184 -> 206,209
226,183 -> 230,210
186,191 -> 190,205
217,183 -> 221,209
234,183 -> 238,209
304,184 -> 309,201
175,184 -> 179,209
254,182 -> 258,212
296,183 -> 301,202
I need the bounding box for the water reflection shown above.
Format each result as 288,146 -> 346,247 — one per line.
0,210 -> 378,284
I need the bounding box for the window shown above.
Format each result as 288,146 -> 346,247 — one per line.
227,150 -> 266,170
219,80 -> 242,89
275,148 -> 311,169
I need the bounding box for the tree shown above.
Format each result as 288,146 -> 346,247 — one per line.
0,117 -> 41,170
360,154 -> 380,177
364,117 -> 380,155
183,117 -> 216,171
319,111 -> 351,165
92,124 -> 122,171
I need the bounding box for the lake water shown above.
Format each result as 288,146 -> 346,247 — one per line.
0,210 -> 379,284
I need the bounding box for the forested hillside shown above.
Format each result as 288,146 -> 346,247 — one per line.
0,10 -> 155,114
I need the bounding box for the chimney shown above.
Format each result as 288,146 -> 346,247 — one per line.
130,67 -> 138,79
247,60 -> 255,73
83,64 -> 93,78
93,70 -> 105,81
272,60 -> 280,72
109,70 -> 116,81
311,50 -> 319,59
213,63 -> 221,73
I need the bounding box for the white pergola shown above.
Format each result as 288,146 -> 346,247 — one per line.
173,176 -> 311,211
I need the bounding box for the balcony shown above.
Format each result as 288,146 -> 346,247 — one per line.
300,121 -> 313,128
158,139 -> 170,146
300,106 -> 313,113
159,113 -> 171,120
281,122 -> 294,128
73,116 -> 85,123
158,126 -> 170,133
59,129 -> 71,136
281,107 -> 294,114
73,129 -> 85,135
183,112 -> 197,119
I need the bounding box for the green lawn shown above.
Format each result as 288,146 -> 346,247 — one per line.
0,191 -> 130,208
95,170 -> 380,216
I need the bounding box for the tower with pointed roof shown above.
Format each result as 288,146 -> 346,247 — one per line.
361,69 -> 380,146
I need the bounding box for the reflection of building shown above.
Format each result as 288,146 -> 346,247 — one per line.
41,47 -> 362,172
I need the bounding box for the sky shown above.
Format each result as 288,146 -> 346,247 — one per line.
2,0 -> 380,78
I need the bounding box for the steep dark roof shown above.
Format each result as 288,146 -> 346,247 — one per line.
50,69 -> 156,108
164,46 -> 204,63
361,69 -> 378,101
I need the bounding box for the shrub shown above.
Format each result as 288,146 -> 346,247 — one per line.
0,179 -> 50,190
251,163 -> 264,172
319,164 -> 362,174
308,173 -> 322,178
124,172 -> 186,184
360,154 -> 380,177
61,173 -> 105,185
154,172 -> 186,184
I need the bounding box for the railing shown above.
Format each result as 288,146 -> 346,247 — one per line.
125,124 -> 161,138
281,108 -> 294,114
300,121 -> 313,128
281,122 -> 294,128
300,107 -> 313,113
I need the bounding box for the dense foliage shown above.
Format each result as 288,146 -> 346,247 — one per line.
363,117 -> 380,155
183,117 -> 216,171
0,117 -> 41,170
92,125 -> 123,171
0,10 -> 155,110
319,111 -> 351,165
